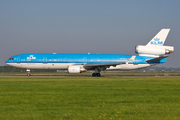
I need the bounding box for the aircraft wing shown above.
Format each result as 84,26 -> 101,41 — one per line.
84,56 -> 136,69
146,55 -> 169,62
84,62 -> 124,67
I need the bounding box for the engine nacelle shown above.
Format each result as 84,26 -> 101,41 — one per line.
135,45 -> 174,55
68,65 -> 87,74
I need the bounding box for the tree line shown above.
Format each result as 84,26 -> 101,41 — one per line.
0,66 -> 56,73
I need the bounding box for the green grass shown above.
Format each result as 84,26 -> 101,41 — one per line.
1,71 -> 180,77
0,77 -> 180,120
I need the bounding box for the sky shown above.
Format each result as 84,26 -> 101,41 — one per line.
0,0 -> 180,67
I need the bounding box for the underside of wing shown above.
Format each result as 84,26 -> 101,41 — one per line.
83,56 -> 136,70
84,62 -> 125,69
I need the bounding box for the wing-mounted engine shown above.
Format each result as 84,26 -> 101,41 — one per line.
135,45 -> 174,55
68,65 -> 87,73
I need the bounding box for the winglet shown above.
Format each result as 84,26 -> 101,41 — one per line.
126,56 -> 136,64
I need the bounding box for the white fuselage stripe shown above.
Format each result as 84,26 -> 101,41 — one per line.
6,63 -> 155,71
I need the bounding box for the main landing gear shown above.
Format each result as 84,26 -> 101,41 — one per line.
92,73 -> 101,77
92,68 -> 102,77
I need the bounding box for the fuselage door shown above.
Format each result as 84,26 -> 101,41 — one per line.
17,57 -> 20,63
83,57 -> 87,64
43,57 -> 47,64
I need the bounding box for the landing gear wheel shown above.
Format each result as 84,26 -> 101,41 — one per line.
92,73 -> 101,77
92,73 -> 96,77
97,73 -> 101,77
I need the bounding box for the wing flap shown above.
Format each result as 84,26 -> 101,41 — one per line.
84,62 -> 125,68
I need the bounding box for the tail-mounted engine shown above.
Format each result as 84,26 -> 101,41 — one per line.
135,45 -> 174,55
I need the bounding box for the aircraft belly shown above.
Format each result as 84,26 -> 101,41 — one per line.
6,63 -> 76,70
7,62 -> 157,71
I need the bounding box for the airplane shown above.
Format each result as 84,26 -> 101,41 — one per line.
6,29 -> 174,77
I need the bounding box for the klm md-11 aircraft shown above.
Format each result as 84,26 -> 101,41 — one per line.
6,29 -> 174,77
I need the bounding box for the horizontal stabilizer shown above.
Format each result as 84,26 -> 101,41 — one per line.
146,55 -> 169,62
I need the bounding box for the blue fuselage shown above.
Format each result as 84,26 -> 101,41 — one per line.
6,53 -> 166,64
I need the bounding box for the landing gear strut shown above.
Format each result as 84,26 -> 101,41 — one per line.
26,69 -> 30,77
92,68 -> 101,77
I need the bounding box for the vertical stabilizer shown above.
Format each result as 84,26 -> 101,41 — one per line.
146,29 -> 170,46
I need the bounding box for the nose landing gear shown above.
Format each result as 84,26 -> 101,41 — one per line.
26,69 -> 30,77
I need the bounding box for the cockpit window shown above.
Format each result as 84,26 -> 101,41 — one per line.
9,58 -> 14,60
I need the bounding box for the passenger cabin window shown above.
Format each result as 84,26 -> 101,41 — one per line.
9,58 -> 14,60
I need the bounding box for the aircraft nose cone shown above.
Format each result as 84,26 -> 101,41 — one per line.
6,60 -> 10,65
5,59 -> 11,65
6,60 -> 9,63
5,59 -> 14,67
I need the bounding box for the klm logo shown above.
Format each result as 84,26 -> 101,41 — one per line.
27,55 -> 36,60
150,38 -> 163,45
